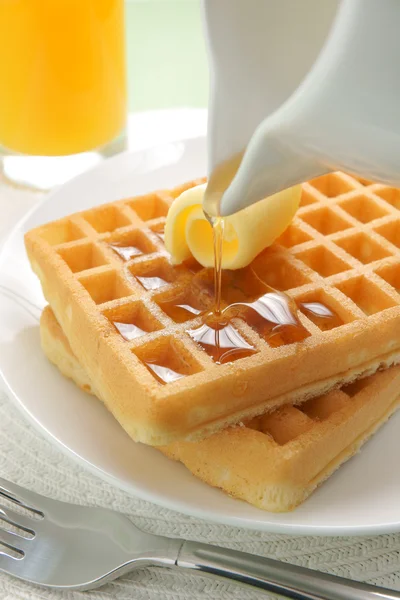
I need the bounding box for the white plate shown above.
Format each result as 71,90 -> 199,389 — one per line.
1,137 -> 400,536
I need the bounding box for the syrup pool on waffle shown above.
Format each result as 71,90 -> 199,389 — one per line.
144,360 -> 185,384
187,318 -> 257,364
109,242 -> 143,261
151,222 -> 165,243
186,287 -> 340,362
113,321 -> 147,341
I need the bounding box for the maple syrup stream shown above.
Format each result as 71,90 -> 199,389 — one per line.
200,157 -> 340,363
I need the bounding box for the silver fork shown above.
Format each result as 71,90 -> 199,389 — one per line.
0,476 -> 399,600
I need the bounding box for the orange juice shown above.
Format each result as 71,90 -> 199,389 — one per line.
0,0 -> 126,156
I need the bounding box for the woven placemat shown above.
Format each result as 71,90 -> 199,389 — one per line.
2,386 -> 400,600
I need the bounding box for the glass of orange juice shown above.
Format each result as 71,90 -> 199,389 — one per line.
0,0 -> 127,189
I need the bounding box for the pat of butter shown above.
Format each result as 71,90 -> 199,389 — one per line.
164,183 -> 301,270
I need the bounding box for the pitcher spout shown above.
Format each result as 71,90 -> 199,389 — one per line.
218,127 -> 328,216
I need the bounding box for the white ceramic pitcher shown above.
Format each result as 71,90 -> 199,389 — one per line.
203,0 -> 400,215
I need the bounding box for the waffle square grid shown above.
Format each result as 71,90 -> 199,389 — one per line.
25,173 -> 400,445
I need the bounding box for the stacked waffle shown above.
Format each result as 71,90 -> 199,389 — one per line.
25,172 -> 400,511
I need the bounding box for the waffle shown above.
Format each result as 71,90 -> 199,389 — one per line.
25,173 -> 400,446
40,305 -> 400,512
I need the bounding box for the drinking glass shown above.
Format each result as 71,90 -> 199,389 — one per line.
0,0 -> 127,189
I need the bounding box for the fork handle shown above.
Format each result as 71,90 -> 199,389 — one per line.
176,540 -> 400,599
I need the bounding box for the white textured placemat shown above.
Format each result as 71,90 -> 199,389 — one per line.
2,386 -> 400,600
1,139 -> 400,598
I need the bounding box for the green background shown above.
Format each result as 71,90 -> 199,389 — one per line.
125,0 -> 209,112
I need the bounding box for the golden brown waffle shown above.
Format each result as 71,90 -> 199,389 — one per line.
25,173 -> 400,445
40,305 -> 400,512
